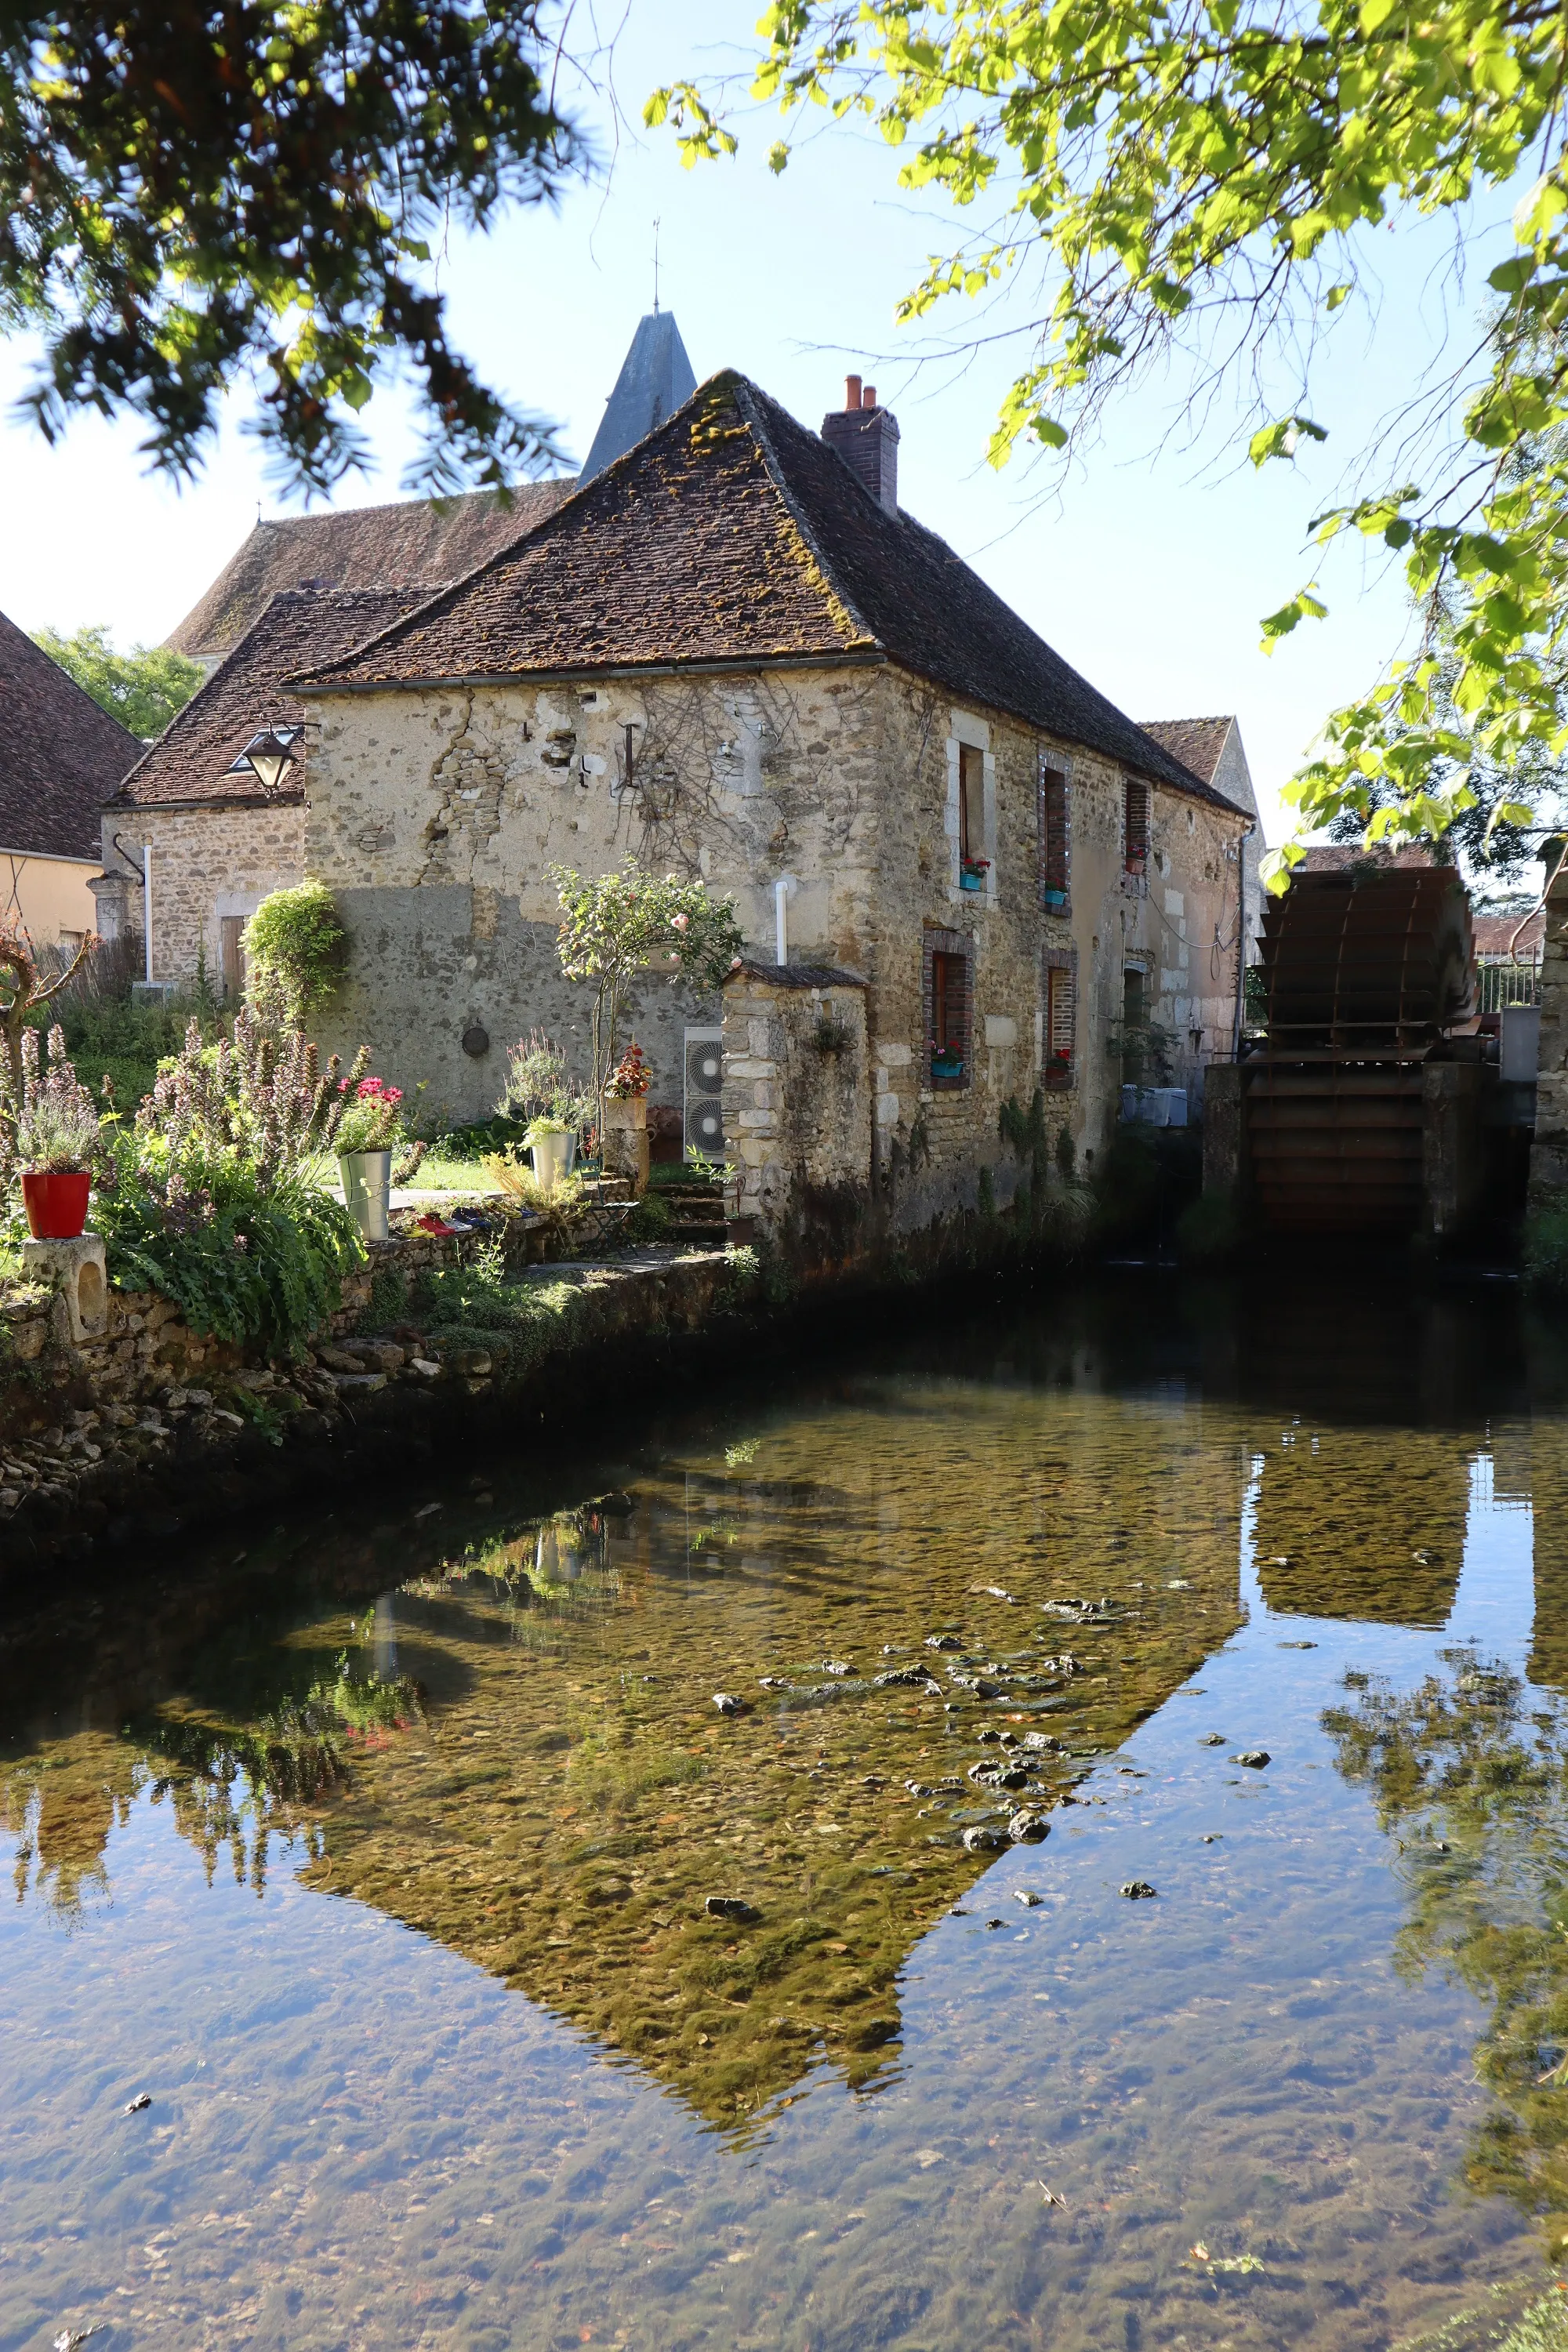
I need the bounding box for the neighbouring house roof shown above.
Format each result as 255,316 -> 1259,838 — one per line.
303,371 -> 1247,818
1298,844 -> 1439,872
0,608 -> 141,862
164,482 -> 579,665
1474,907 -> 1544,959
582,311 -> 698,482
1137,717 -> 1234,787
112,588 -> 430,814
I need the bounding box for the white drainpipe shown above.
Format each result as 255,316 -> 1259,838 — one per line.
142,843 -> 154,985
775,873 -> 797,967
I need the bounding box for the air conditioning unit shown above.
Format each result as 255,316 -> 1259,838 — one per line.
684,1028 -> 724,1159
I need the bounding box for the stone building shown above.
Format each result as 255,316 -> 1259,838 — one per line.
292,367 -> 1252,1232
1139,715 -> 1265,962
96,589 -> 426,992
102,313 -> 699,996
0,609 -> 140,950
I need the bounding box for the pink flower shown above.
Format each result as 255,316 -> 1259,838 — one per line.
672,912 -> 689,931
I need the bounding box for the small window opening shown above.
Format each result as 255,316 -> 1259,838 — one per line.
928,946 -> 970,1087
959,745 -> 987,882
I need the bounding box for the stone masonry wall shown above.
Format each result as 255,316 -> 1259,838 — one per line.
301,666 -> 886,1127
300,662 -> 1248,1229
721,965 -> 872,1245
98,803 -> 307,991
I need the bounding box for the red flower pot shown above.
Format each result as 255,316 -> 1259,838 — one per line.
21,1170 -> 90,1240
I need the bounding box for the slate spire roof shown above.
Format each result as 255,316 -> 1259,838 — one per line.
581,311 -> 698,482
304,371 -> 1244,815
113,587 -> 433,813
0,610 -> 141,861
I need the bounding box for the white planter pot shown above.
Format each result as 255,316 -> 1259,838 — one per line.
339,1149 -> 393,1242
529,1131 -> 576,1193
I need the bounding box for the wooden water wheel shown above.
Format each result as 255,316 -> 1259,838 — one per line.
1258,865 -> 1475,1050
1244,866 -> 1476,1232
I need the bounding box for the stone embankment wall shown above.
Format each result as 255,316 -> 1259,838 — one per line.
0,1232 -> 731,1567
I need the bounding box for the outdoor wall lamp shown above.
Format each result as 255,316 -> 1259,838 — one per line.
227,725 -> 302,795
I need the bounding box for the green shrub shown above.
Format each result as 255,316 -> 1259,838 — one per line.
99,1161 -> 361,1354
245,880 -> 348,1019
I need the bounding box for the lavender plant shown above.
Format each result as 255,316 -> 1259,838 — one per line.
96,978 -> 371,1352
11,1025 -> 105,1174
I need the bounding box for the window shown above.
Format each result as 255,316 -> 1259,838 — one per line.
1040,764 -> 1069,908
220,914 -> 248,1000
1045,953 -> 1076,1088
1123,775 -> 1151,873
958,744 -> 983,864
924,928 -> 972,1089
1121,964 -> 1148,1083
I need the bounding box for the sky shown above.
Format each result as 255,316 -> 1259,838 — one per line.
0,2 -> 1525,848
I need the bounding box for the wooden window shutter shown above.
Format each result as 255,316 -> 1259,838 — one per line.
1040,758 -> 1070,903
1123,776 -> 1150,873
1044,947 -> 1077,1087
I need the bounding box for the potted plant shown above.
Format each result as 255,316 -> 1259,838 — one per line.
930,1044 -> 964,1082
524,1113 -> 577,1194
960,855 -> 991,892
14,1088 -> 100,1239
602,1040 -> 651,1192
1043,884 -> 1068,913
335,1075 -> 405,1241
1046,1047 -> 1073,1091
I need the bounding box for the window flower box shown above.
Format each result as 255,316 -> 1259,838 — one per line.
960,857 -> 991,893
1045,1053 -> 1073,1092
930,1050 -> 964,1082
1042,885 -> 1068,913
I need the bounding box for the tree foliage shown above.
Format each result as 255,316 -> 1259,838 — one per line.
651,1 -> 1568,868
550,862 -> 744,1147
1,1 -> 582,494
33,624 -> 203,740
1325,1650 -> 1568,2243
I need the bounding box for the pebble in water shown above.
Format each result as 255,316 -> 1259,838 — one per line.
1120,1880 -> 1158,1900
1232,1750 -> 1272,1769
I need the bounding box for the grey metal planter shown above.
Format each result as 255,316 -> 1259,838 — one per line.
529,1131 -> 576,1193
339,1149 -> 393,1243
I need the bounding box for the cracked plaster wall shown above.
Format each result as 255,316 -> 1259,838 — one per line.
301,664 -> 1247,1184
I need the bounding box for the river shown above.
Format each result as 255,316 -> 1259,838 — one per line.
3,1274 -> 1568,2351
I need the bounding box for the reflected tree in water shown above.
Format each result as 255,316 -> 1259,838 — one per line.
1325,1650 -> 1568,2251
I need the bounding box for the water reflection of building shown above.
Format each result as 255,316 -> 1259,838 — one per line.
2,1376 -> 1253,2131
1252,1430 -> 1469,1625
289,1382 -> 1250,2129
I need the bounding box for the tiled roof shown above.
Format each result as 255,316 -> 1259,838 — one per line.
1138,717 -> 1233,786
113,588 -> 430,813
1474,908 -> 1544,958
0,610 -> 141,860
165,481 -> 577,663
1299,844 -> 1438,872
306,373 -> 1248,818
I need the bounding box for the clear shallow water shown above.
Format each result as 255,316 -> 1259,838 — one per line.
3,1281 -> 1568,2350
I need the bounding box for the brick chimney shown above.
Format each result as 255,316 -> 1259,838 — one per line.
822,374 -> 900,516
